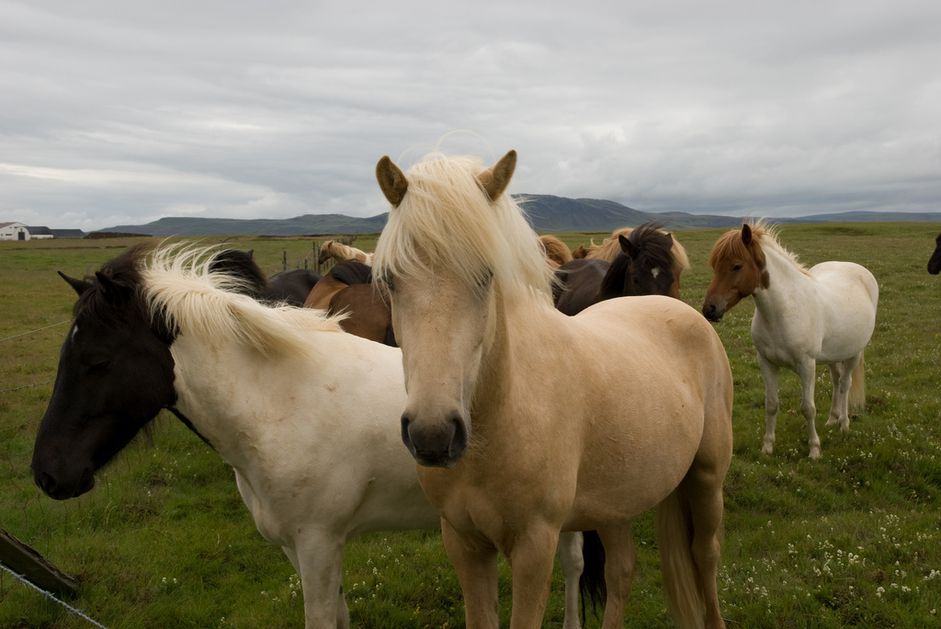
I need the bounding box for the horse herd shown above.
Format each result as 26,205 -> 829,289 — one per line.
27,150 -> 938,628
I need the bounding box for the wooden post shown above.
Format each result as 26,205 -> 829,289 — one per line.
282,250 -> 287,272
0,528 -> 78,598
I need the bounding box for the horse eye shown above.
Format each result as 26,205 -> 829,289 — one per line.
732,264 -> 743,272
382,274 -> 395,292
477,269 -> 493,289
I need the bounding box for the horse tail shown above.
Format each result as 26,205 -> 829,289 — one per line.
657,489 -> 705,629
849,351 -> 866,414
578,530 -> 606,624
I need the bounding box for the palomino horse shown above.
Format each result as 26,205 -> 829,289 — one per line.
538,234 -> 573,268
555,223 -> 682,315
31,245 -> 585,629
929,232 -> 941,274
702,222 -> 879,459
374,151 -> 733,628
318,239 -> 373,266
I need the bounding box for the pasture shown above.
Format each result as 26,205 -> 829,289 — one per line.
1,224 -> 939,627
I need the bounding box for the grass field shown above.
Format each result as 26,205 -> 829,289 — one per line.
1,223 -> 940,628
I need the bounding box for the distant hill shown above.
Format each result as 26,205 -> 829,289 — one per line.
96,196 -> 940,236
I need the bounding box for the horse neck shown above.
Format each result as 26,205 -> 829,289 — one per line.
752,242 -> 814,316
473,285 -> 554,419
168,332 -> 327,471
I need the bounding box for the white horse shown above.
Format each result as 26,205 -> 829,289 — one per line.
374,151 -> 734,629
30,244 -> 585,629
702,222 -> 879,459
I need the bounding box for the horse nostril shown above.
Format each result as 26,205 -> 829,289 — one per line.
448,414 -> 468,460
400,414 -> 416,455
35,470 -> 57,495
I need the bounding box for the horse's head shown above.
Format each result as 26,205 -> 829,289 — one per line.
702,223 -> 769,322
607,225 -> 676,298
374,150 -> 539,468
32,249 -> 176,500
572,244 -> 589,259
317,241 -> 335,265
929,232 -> 941,275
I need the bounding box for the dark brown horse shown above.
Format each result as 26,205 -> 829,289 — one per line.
929,233 -> 941,275
554,223 -> 680,315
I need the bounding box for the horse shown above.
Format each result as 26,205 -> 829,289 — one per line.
584,225 -> 690,297
374,150 -> 734,628
302,260 -> 396,347
929,232 -> 941,274
31,244 -> 585,629
702,222 -> 879,459
318,240 -> 373,266
210,249 -> 320,306
554,223 -> 680,315
538,234 -> 573,268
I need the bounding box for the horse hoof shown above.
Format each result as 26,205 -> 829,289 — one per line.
761,442 -> 774,455
809,446 -> 821,460
839,421 -> 850,433
826,415 -> 839,426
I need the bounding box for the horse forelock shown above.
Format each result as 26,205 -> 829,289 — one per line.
628,223 -> 675,272
137,244 -> 344,356
373,153 -> 554,305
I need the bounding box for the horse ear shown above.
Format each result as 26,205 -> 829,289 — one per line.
478,150 -> 517,202
58,271 -> 92,296
663,232 -> 673,246
741,223 -> 753,246
94,271 -> 129,299
376,156 -> 408,207
618,234 -> 637,258
247,249 -> 254,259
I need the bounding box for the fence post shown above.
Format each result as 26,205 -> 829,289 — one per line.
282,251 -> 287,272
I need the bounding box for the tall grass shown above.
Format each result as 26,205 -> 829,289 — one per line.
0,224 -> 939,627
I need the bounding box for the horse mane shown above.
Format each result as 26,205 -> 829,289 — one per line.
589,224 -> 690,273
323,240 -> 372,264
373,153 -> 554,305
538,234 -> 573,267
710,220 -> 809,275
329,259 -> 373,285
209,249 -> 268,296
133,244 -> 345,356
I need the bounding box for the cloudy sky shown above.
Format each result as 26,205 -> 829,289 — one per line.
2,0 -> 939,230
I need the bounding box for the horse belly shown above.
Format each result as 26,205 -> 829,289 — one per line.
812,263 -> 878,362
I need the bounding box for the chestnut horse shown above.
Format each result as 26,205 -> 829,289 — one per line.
538,234 -> 573,268
374,150 -> 733,628
702,222 -> 879,459
318,240 -> 373,266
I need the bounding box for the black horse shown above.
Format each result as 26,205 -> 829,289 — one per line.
929,233 -> 941,275
211,249 -> 320,306
553,223 -> 678,315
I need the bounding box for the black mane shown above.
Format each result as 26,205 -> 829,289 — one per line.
329,260 -> 373,285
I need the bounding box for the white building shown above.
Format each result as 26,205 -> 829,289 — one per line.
0,222 -> 30,241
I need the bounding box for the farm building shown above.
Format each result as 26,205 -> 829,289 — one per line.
0,223 -> 85,240
0,222 -> 31,240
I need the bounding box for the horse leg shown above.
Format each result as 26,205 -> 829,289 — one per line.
826,363 -> 844,428
507,522 -> 561,629
294,533 -> 346,629
796,358 -> 821,459
557,531 -> 584,629
441,518 -> 499,629
757,353 -> 780,455
682,466 -> 727,629
835,354 -> 860,432
597,524 -> 636,629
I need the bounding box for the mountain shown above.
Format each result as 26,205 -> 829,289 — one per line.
95,196 -> 940,237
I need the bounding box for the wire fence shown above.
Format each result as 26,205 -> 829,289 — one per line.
0,562 -> 109,629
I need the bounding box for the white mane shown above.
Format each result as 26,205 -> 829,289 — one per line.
373,153 -> 554,306
140,244 -> 344,356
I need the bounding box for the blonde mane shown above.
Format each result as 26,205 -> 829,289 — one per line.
710,220 -> 809,274
140,244 -> 345,357
373,153 -> 555,306
321,240 -> 373,265
538,234 -> 573,268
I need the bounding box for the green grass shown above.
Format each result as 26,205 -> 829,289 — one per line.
1,224 -> 940,627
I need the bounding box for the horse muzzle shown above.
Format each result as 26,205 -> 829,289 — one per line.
702,302 -> 725,322
33,465 -> 95,500
400,412 -> 468,468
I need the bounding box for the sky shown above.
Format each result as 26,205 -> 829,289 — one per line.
1,0 -> 939,230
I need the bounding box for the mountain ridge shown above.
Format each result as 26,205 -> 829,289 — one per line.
96,194 -> 940,236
